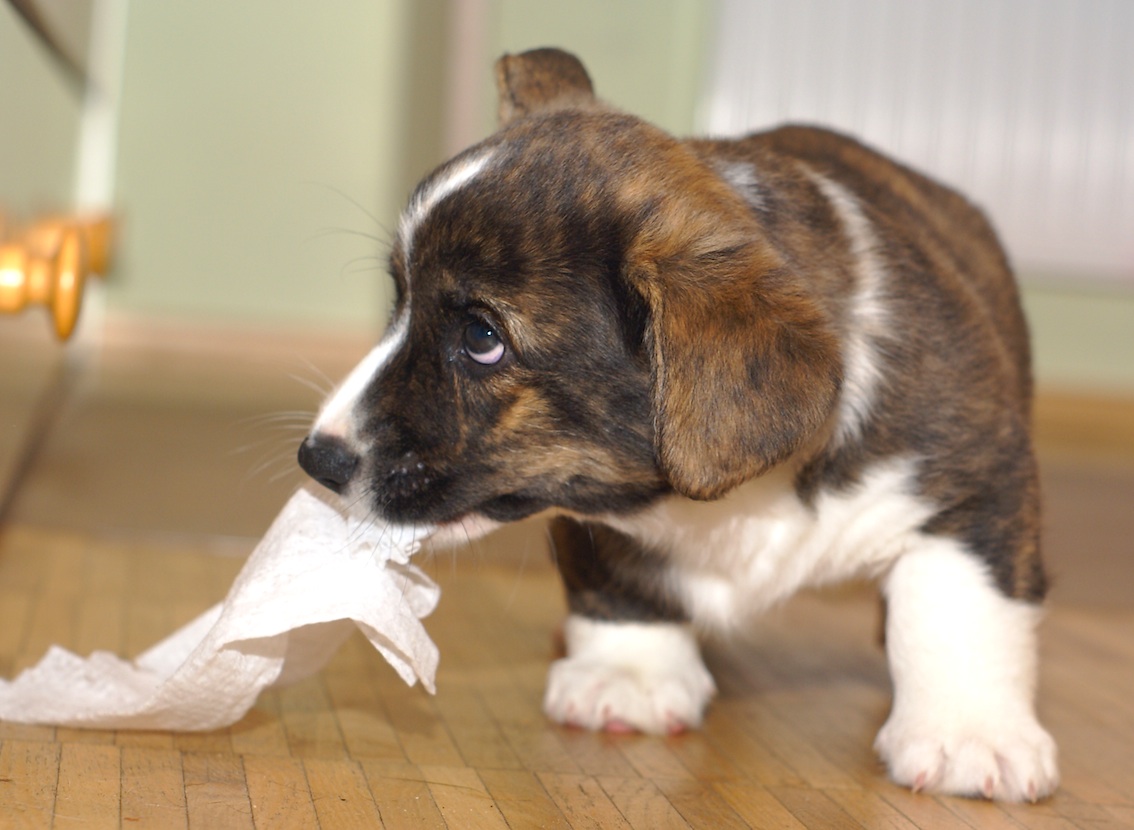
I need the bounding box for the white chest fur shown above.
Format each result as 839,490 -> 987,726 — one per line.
603,458 -> 934,632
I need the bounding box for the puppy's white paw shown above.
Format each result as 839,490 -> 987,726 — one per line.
875,715 -> 1059,802
544,654 -> 714,734
879,542 -> 1059,801
542,617 -> 715,735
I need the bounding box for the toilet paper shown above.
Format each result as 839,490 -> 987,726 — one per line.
0,486 -> 439,731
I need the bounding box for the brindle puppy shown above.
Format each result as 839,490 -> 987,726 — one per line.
300,48 -> 1056,802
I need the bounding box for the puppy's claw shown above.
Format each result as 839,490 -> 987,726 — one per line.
982,776 -> 995,799
912,771 -> 928,794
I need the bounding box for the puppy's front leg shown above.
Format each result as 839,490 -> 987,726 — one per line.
876,540 -> 1058,801
543,518 -> 715,735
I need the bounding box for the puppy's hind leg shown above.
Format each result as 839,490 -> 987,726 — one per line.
543,518 -> 715,735
875,538 -> 1058,802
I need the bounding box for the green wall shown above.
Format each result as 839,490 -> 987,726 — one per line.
0,3 -> 82,215
108,1 -> 415,329
1022,285 -> 1134,394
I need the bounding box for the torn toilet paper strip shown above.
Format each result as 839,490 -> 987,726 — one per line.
0,486 -> 439,731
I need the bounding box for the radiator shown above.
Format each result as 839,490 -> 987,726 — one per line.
702,0 -> 1134,286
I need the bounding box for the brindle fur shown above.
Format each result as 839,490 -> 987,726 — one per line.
356,47 -> 1043,615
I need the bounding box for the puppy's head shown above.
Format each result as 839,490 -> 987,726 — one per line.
299,48 -> 841,535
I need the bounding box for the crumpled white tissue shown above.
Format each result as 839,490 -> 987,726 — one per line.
0,486 -> 439,731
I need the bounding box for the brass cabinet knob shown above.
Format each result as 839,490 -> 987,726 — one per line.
0,215 -> 112,340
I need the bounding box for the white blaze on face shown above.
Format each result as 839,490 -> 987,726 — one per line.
312,147 -> 498,445
397,149 -> 497,265
312,310 -> 410,441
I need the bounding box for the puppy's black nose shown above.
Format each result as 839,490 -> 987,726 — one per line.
298,434 -> 359,494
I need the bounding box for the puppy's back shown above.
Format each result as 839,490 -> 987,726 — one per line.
692,125 -> 1033,414
776,127 -> 1028,394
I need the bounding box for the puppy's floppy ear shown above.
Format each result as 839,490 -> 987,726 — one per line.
624,160 -> 843,500
495,48 -> 597,126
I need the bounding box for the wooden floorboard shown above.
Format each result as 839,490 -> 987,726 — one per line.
0,523 -> 1130,828
0,326 -> 1132,828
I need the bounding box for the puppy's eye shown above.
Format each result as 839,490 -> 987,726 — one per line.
463,319 -> 505,365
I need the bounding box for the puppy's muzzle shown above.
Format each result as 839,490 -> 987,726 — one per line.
298,434 -> 359,494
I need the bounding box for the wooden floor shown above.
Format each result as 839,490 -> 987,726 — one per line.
1,318 -> 1133,829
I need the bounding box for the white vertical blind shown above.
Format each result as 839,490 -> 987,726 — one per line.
702,0 -> 1134,286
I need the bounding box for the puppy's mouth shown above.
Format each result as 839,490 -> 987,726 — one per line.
427,513 -> 505,548
298,432 -> 530,543
349,484 -> 512,551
